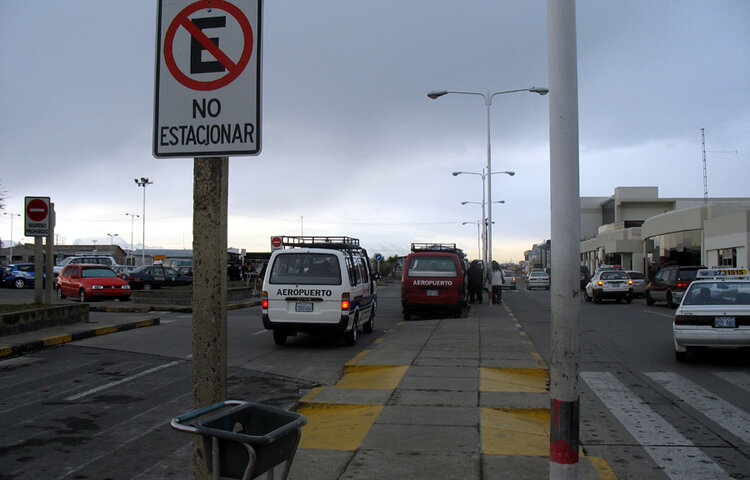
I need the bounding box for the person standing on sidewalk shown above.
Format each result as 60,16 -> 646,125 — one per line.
468,260 -> 484,304
491,261 -> 505,304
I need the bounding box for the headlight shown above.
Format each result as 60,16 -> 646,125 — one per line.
122,285 -> 131,290
93,285 -> 103,290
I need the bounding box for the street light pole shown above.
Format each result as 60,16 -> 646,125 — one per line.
430,87 -> 547,276
462,221 -> 482,259
134,177 -> 153,266
3,212 -> 21,263
126,213 -> 140,266
107,233 -> 119,247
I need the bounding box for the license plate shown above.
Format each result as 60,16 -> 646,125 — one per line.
714,316 -> 735,328
295,301 -> 313,313
426,290 -> 439,297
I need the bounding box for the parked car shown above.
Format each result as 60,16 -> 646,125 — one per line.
580,265 -> 591,289
646,265 -> 706,308
584,270 -> 633,303
2,263 -> 36,289
113,265 -> 137,279
176,266 -> 193,277
502,270 -> 517,290
125,265 -> 193,290
401,243 -> 469,319
54,255 -> 119,276
526,271 -> 550,290
56,264 -> 131,302
673,267 -> 750,361
626,270 -> 647,297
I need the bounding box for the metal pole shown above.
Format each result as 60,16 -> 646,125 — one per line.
480,170 -> 487,267
485,95 -> 493,280
142,183 -> 146,265
547,1 -> 581,478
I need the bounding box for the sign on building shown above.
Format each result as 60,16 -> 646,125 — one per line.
153,0 -> 262,158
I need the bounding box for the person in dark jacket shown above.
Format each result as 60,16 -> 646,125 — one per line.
468,260 -> 484,304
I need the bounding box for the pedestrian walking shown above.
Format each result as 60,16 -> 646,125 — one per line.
491,261 -> 505,304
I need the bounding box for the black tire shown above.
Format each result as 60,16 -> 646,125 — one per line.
79,289 -> 87,303
583,289 -> 591,302
593,293 -> 602,304
344,316 -> 358,346
13,278 -> 25,289
56,287 -> 65,300
675,349 -> 688,362
273,329 -> 287,345
626,295 -> 632,304
403,307 -> 411,321
363,308 -> 375,333
667,291 -> 676,309
646,291 -> 654,306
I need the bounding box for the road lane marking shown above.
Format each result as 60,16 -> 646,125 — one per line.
582,371 -> 731,480
646,371 -> 750,443
712,371 -> 750,393
65,360 -> 181,401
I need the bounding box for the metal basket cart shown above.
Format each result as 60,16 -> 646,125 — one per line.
171,400 -> 307,480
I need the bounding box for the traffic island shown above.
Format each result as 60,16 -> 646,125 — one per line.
0,303 -> 89,337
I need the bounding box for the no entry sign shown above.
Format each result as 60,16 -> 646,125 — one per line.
25,196 -> 51,237
270,236 -> 283,250
154,0 -> 262,158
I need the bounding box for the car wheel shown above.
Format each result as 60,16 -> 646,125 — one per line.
142,282 -> 152,291
675,348 -> 690,362
584,290 -> 591,302
56,287 -> 65,300
666,291 -> 676,308
403,307 -> 411,321
13,278 -> 25,289
363,308 -> 375,333
626,295 -> 632,304
79,289 -> 87,303
593,293 -> 601,304
616,296 -> 622,303
344,316 -> 358,346
646,291 -> 654,306
272,329 -> 287,345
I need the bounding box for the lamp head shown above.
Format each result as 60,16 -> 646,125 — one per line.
452,171 -> 461,176
507,171 -> 515,176
427,90 -> 448,99
529,87 -> 549,96
460,201 -> 469,205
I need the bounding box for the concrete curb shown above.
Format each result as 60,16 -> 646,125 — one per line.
88,300 -> 260,313
0,317 -> 160,359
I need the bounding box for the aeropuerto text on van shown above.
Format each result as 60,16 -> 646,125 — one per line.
261,236 -> 377,346
401,243 -> 469,320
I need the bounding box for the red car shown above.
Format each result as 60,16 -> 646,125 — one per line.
401,243 -> 469,319
56,264 -> 132,302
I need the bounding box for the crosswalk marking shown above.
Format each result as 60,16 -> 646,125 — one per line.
646,371 -> 750,444
582,371 -> 731,480
712,370 -> 750,393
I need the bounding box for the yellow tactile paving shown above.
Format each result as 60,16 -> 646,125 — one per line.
297,403 -> 383,451
481,407 -> 549,455
335,365 -> 409,390
480,367 -> 548,393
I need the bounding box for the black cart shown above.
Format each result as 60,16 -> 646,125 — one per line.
171,400 -> 307,480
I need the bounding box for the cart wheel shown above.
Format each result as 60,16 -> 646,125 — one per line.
273,329 -> 287,345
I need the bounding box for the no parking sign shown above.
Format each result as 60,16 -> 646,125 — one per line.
154,0 -> 262,158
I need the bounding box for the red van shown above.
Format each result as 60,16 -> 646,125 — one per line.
401,243 -> 469,320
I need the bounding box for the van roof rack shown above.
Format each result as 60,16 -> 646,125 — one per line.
281,236 -> 361,250
410,243 -> 464,255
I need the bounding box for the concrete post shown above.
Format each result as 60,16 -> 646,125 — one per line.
192,156 -> 229,480
547,1 -> 581,479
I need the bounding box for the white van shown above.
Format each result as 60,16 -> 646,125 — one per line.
261,236 -> 377,346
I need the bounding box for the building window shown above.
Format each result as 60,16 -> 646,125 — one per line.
650,229 -> 702,267
718,248 -> 736,267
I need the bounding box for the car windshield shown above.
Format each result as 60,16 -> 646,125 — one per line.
601,271 -> 629,280
269,253 -> 341,285
81,267 -> 117,278
683,281 -> 750,306
408,255 -> 458,277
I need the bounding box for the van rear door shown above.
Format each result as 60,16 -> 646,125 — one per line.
404,253 -> 462,305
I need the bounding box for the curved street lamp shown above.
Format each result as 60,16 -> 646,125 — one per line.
431,86 -> 547,274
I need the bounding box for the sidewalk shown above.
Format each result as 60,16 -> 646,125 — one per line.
288,301 -> 614,480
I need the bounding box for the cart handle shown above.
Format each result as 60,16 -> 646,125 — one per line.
170,400 -> 246,434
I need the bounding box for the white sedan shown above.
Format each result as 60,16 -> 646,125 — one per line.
526,271 -> 550,290
673,268 -> 750,361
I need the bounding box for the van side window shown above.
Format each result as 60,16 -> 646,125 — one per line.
358,257 -> 369,284
345,256 -> 360,286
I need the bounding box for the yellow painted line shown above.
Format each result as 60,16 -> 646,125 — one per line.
520,331 -> 527,336
373,338 -> 383,344
297,386 -> 324,405
0,346 -> 12,357
345,350 -> 370,366
336,365 -> 409,390
481,407 -> 549,455
297,403 -> 383,451
480,367 -> 548,393
135,319 -> 156,328
42,334 -> 72,347
95,325 -> 118,336
588,456 -> 619,480
531,352 -> 547,368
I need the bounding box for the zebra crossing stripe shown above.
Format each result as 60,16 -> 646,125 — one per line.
712,371 -> 750,393
646,371 -> 750,444
582,371 -> 731,480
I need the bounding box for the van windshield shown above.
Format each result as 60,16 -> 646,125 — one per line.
269,253 -> 342,285
408,255 -> 457,278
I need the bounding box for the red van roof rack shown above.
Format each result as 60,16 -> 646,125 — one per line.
410,243 -> 464,255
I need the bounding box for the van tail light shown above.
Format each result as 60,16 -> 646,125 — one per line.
261,291 -> 268,309
341,292 -> 351,311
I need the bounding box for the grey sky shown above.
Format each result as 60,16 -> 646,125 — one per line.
1,1 -> 748,261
